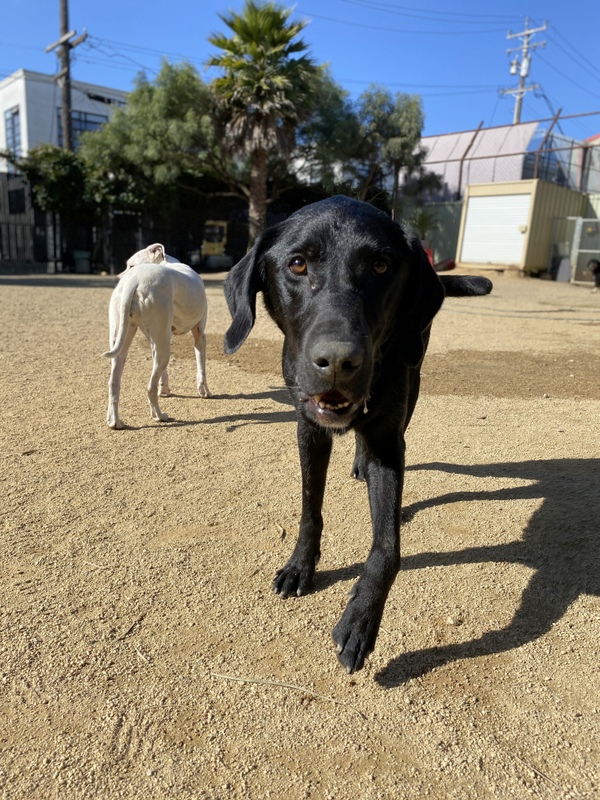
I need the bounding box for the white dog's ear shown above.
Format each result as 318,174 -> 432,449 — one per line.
149,244 -> 166,262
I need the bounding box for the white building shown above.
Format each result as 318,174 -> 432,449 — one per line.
0,69 -> 128,271
0,68 -> 127,169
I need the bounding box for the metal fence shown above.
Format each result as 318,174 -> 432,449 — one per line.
400,200 -> 463,264
0,171 -> 250,274
549,216 -> 600,283
0,219 -> 55,273
0,215 -> 250,275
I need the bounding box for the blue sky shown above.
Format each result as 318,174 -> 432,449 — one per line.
3,0 -> 600,141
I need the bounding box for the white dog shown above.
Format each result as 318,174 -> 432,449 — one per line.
103,243 -> 210,429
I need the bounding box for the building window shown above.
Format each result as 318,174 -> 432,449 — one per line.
8,187 -> 26,215
4,107 -> 21,170
57,109 -> 108,149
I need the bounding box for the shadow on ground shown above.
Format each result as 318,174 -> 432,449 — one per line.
376,458 -> 599,686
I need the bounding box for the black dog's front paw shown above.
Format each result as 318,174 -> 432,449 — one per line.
350,456 -> 366,481
273,556 -> 317,598
332,591 -> 384,673
351,437 -> 368,481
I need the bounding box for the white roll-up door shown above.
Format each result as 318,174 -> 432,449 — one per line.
460,194 -> 531,265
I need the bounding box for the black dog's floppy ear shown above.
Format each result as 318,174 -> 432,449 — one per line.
223,250 -> 262,354
398,237 -> 445,367
224,227 -> 278,354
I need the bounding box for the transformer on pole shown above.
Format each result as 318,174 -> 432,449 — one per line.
500,18 -> 547,125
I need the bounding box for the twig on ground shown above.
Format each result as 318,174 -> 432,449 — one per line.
117,614 -> 146,640
133,644 -> 151,664
211,672 -> 366,719
511,751 -> 564,792
83,559 -> 108,570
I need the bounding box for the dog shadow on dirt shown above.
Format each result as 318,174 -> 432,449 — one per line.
124,388 -> 296,430
375,457 -> 599,688
202,387 -> 297,430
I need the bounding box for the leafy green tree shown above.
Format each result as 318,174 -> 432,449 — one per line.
80,61 -> 216,206
382,93 -> 425,217
349,86 -> 426,214
294,69 -> 361,188
2,144 -> 94,221
407,206 -> 440,242
78,60 -> 233,267
207,0 -> 319,240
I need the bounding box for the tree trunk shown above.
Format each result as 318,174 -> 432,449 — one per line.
391,159 -> 400,221
358,162 -> 378,202
248,147 -> 268,246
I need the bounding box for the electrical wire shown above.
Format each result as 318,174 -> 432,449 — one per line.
76,33 -> 499,100
335,0 -> 520,24
84,36 -> 205,68
547,26 -> 600,81
533,88 -> 566,135
536,52 -> 600,101
296,7 -> 507,35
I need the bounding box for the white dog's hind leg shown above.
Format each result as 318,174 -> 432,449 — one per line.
150,341 -> 171,396
147,337 -> 171,422
106,325 -> 137,429
159,367 -> 171,396
191,322 -> 211,398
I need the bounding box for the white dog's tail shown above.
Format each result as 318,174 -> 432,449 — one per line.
102,279 -> 137,359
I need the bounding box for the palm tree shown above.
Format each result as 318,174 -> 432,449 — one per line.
208,1 -> 317,242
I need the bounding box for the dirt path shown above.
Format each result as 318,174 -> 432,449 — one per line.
1,270 -> 599,799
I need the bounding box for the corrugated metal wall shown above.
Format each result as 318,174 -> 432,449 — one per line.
525,181 -> 587,270
425,201 -> 463,263
400,201 -> 463,264
400,191 -> 598,276
584,193 -> 600,217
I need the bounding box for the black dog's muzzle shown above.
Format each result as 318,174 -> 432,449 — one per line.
296,311 -> 373,430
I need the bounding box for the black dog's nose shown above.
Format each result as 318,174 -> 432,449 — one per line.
310,340 -> 363,377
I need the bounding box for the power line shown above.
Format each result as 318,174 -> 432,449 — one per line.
84,35 -> 203,65
80,32 -> 499,97
546,28 -> 600,80
336,0 -> 520,24
342,78 -> 498,89
341,80 -> 497,98
537,52 -> 600,101
297,7 -> 507,35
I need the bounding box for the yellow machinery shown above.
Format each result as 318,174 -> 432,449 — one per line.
200,220 -> 233,270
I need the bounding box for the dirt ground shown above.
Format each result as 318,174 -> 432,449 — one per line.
1,267 -> 599,799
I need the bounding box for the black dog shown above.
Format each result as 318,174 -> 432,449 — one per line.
224,196 -> 492,673
588,258 -> 600,291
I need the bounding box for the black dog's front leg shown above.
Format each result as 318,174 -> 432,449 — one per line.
333,431 -> 404,673
273,417 -> 332,597
350,436 -> 367,481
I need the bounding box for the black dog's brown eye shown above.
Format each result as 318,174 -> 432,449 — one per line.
289,257 -> 307,276
372,259 -> 388,275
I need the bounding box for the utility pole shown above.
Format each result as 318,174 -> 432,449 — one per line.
500,18 -> 547,125
45,0 -> 87,150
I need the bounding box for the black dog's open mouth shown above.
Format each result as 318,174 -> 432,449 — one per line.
307,390 -> 361,428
